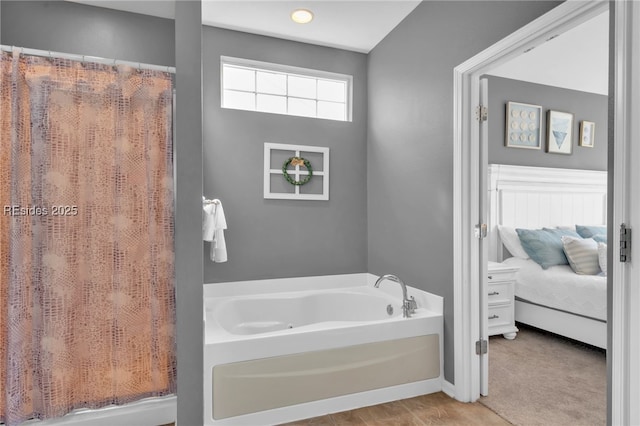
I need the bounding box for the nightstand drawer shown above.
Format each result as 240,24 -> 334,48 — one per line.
487,270 -> 517,283
488,305 -> 513,328
488,283 -> 512,305
487,262 -> 519,339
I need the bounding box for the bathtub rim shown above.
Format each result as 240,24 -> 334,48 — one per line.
204,273 -> 443,314
204,273 -> 444,346
206,285 -> 439,343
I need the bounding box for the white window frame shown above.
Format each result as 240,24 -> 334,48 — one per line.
220,56 -> 353,122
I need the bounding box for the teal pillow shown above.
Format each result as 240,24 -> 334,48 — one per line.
576,225 -> 607,239
516,228 -> 580,269
592,234 -> 607,244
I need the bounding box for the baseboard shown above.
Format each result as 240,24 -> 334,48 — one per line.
442,380 -> 455,399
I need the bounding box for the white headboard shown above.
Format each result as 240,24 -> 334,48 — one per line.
489,164 -> 607,262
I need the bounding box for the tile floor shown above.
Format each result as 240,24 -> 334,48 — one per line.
279,392 -> 511,425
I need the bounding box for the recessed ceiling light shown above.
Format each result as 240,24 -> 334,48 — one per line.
291,9 -> 314,24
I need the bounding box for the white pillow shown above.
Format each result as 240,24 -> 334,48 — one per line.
498,225 -> 529,259
561,235 -> 600,275
598,242 -> 607,276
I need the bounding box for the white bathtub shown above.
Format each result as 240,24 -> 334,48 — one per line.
204,273 -> 443,426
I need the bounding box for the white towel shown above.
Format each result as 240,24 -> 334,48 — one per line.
202,204 -> 216,242
211,200 -> 228,263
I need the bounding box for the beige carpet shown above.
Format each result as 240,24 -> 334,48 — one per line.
480,324 -> 606,426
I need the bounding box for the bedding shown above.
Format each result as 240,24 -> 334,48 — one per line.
592,234 -> 607,244
561,236 -> 600,275
598,243 -> 607,275
497,225 -> 530,259
515,228 -> 580,269
576,225 -> 607,239
502,256 -> 607,321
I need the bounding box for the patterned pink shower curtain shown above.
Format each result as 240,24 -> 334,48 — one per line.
0,50 -> 176,426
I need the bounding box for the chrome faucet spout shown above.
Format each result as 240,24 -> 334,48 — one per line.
374,274 -> 417,318
374,274 -> 407,300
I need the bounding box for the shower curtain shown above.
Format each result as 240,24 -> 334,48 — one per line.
0,50 -> 176,426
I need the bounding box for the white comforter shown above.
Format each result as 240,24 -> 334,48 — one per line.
502,257 -> 607,321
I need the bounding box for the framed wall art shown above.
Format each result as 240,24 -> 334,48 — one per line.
505,101 -> 542,149
547,110 -> 574,155
263,142 -> 329,201
579,121 -> 595,148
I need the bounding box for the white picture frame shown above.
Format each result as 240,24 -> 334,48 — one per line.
579,121 -> 596,148
263,142 -> 329,201
505,101 -> 542,149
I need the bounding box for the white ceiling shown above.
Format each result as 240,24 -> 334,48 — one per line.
488,10 -> 609,95
65,0 -> 177,20
66,1 -> 608,94
66,0 -> 421,53
202,1 -> 421,53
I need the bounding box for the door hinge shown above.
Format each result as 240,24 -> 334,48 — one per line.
476,339 -> 488,355
476,105 -> 488,122
620,223 -> 632,262
474,224 -> 488,240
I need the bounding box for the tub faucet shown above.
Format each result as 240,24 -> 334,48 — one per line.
374,274 -> 417,318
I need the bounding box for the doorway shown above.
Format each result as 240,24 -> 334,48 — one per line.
479,11 -> 609,419
454,1 -> 640,423
450,0 -> 636,424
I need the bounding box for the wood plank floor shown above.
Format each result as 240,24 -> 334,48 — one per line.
279,392 -> 511,426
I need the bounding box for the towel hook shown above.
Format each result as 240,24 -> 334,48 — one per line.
202,196 -> 220,205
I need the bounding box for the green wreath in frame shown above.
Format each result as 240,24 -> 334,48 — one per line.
282,157 -> 313,186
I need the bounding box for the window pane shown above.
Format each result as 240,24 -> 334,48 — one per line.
257,94 -> 286,114
223,66 -> 255,91
257,71 -> 286,95
221,58 -> 351,121
288,76 -> 316,99
318,101 -> 346,121
223,90 -> 255,110
318,80 -> 346,102
288,98 -> 316,118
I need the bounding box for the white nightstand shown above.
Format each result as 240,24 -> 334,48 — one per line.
487,261 -> 519,340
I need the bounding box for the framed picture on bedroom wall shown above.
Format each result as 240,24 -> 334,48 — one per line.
579,121 -> 596,148
547,110 -> 574,155
505,101 -> 542,149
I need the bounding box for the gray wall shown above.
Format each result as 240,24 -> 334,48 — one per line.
487,76 -> 607,171
1,0 -> 174,66
175,1 -> 203,424
202,27 -> 368,283
367,0 -> 561,383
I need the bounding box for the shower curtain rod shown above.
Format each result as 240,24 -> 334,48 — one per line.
1,44 -> 176,74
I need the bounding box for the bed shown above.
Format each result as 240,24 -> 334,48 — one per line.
488,164 -> 607,349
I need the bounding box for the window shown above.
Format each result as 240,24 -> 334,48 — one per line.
221,56 -> 352,122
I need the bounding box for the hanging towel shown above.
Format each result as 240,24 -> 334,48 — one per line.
202,204 -> 216,242
211,200 -> 228,263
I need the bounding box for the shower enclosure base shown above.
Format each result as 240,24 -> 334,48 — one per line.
18,395 -> 175,426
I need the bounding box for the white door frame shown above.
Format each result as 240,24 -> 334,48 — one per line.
452,0 -> 612,407
610,2 -> 640,424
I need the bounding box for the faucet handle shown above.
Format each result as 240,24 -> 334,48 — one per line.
407,296 -> 418,313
